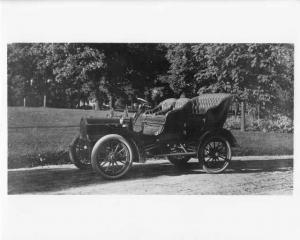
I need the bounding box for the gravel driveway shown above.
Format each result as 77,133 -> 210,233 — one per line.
7,157 -> 293,195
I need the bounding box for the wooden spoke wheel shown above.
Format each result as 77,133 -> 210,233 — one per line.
198,136 -> 231,173
69,135 -> 91,170
91,134 -> 133,179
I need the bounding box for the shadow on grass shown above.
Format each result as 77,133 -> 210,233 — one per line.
8,158 -> 293,194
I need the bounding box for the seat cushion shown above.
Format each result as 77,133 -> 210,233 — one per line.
142,115 -> 167,135
174,98 -> 190,109
160,98 -> 177,111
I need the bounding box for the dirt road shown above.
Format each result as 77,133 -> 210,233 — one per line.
8,157 -> 293,195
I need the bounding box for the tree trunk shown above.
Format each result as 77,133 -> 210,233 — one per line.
43,95 -> 47,108
124,105 -> 129,117
234,102 -> 238,119
94,100 -> 100,111
241,101 -> 245,132
94,88 -> 102,111
108,94 -> 114,109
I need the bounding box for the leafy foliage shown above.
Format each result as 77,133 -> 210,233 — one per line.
225,114 -> 293,133
8,43 -> 169,108
159,43 -> 293,117
7,43 -> 293,119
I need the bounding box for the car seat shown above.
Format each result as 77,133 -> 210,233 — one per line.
132,98 -> 176,134
142,98 -> 191,136
145,98 -> 177,115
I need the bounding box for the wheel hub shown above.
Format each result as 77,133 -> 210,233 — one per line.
108,152 -> 115,161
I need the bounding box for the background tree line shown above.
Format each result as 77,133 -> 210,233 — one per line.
7,43 -> 293,118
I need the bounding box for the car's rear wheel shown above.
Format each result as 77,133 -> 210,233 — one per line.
91,134 -> 133,179
167,156 -> 191,167
69,135 -> 91,170
198,135 -> 231,173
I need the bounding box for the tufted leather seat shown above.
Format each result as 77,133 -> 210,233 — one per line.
173,98 -> 190,110
139,97 -> 190,135
160,98 -> 177,111
145,98 -> 176,116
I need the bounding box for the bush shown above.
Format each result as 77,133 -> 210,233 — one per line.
224,116 -> 241,130
115,98 -> 126,109
225,114 -> 293,133
8,150 -> 70,169
255,114 -> 293,133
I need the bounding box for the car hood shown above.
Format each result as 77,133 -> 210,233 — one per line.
84,117 -> 122,125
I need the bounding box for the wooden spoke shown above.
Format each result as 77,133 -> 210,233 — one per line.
204,151 -> 210,157
116,147 -> 126,156
204,145 -> 211,153
116,159 -> 126,164
216,144 -> 226,154
98,160 -> 106,166
113,144 -> 120,153
218,155 -> 227,161
105,162 -> 112,172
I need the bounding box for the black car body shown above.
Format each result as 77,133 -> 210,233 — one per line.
70,93 -> 238,179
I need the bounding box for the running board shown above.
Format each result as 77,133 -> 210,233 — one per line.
155,152 -> 197,158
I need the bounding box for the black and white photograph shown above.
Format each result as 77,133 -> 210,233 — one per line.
1,1 -> 299,240
7,42 -> 294,195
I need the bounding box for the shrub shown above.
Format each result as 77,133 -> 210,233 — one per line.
225,114 -> 293,133
8,150 -> 70,169
224,116 -> 241,130
261,114 -> 293,133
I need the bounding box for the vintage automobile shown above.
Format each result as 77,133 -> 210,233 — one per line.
69,93 -> 238,179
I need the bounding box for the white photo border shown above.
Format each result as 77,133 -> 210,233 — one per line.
1,1 -> 299,240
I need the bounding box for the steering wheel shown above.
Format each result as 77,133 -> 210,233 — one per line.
136,98 -> 151,110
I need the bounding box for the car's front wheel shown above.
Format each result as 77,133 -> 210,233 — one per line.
91,134 -> 133,179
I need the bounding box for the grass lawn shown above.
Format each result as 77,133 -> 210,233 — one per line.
8,106 -> 114,127
7,107 -> 293,168
8,107 -> 116,168
232,130 -> 293,156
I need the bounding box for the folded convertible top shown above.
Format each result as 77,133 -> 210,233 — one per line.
190,93 -> 232,115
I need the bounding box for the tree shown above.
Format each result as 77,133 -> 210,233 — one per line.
8,43 -> 293,118
87,43 -> 169,106
53,43 -> 107,109
160,43 -> 294,117
158,43 -> 198,97
7,43 -> 48,106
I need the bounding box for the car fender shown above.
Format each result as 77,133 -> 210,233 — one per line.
198,128 -> 239,148
90,131 -> 143,163
127,137 -> 145,163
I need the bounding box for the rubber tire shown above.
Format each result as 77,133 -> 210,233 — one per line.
69,135 -> 91,170
91,134 -> 133,180
198,135 -> 232,174
167,156 -> 191,168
